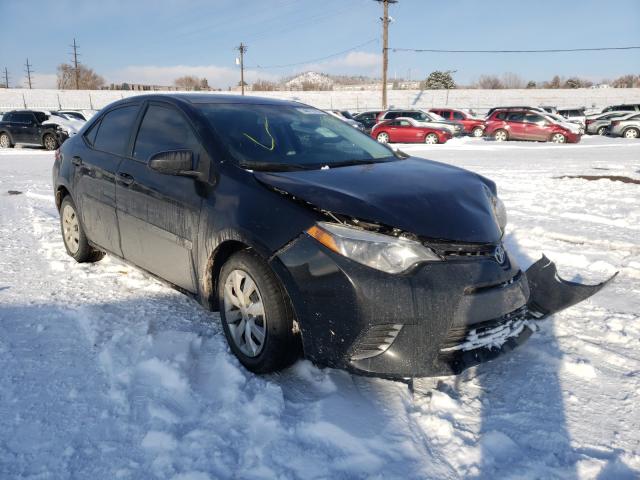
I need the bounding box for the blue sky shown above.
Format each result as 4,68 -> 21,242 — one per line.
1,0 -> 638,88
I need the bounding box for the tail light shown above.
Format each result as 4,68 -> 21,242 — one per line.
611,121 -> 620,127
585,119 -> 594,126
54,148 -> 61,162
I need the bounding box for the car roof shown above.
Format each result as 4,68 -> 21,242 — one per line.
106,93 -> 303,108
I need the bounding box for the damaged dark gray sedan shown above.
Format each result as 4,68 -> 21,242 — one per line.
52,94 -> 614,380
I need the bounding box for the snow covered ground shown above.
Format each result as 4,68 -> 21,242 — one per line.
0,136 -> 639,479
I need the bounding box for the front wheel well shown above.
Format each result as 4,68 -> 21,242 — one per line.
55,186 -> 71,210
205,240 -> 252,311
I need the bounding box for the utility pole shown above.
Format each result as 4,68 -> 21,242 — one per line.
2,67 -> 9,88
375,0 -> 397,109
71,38 -> 80,89
25,59 -> 33,89
236,42 -> 247,95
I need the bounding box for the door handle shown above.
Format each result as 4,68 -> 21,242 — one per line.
72,156 -> 82,166
117,172 -> 135,186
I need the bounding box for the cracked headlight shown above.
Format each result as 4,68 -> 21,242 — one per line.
306,222 -> 441,274
492,196 -> 507,233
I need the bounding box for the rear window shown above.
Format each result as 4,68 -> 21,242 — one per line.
93,105 -> 139,156
506,112 -> 525,122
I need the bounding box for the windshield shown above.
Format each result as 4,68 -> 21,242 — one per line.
197,103 -> 396,171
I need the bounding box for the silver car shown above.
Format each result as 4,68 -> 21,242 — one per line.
585,111 -> 631,135
609,112 -> 640,139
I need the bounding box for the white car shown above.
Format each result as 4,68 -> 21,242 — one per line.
38,110 -> 85,137
558,108 -> 586,127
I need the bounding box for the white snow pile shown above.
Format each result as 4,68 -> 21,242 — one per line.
0,135 -> 639,479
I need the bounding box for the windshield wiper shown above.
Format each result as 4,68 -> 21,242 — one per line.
324,157 -> 398,169
238,161 -> 312,172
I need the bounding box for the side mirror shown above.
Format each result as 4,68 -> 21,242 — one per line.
148,150 -> 199,178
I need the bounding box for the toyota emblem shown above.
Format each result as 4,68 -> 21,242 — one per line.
494,245 -> 506,264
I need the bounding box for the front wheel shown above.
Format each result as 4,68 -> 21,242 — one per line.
43,133 -> 59,151
59,196 -> 105,263
550,133 -> 566,143
624,128 -> 639,139
424,133 -> 439,144
597,126 -> 607,136
218,250 -> 300,373
471,127 -> 484,137
376,132 -> 390,143
0,132 -> 13,148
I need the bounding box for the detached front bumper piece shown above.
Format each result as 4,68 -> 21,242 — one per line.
271,235 -> 615,379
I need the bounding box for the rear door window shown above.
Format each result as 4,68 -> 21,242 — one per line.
12,113 -> 34,124
524,113 -> 544,123
93,105 -> 139,156
506,112 -> 525,122
452,111 -> 465,120
133,104 -> 200,162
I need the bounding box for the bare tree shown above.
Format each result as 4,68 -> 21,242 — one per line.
476,75 -> 503,89
252,79 -> 278,91
501,72 -> 524,89
612,74 -> 639,88
56,63 -> 105,90
173,75 -> 209,90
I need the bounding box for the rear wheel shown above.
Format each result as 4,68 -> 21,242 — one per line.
493,129 -> 508,141
218,250 -> 300,373
59,196 -> 105,263
43,133 -> 59,151
0,133 -> 12,148
597,126 -> 607,136
551,133 -> 566,143
376,132 -> 390,143
424,133 -> 439,144
623,128 -> 639,139
471,127 -> 484,137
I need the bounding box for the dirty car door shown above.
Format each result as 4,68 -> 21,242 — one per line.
74,104 -> 140,256
115,102 -> 203,292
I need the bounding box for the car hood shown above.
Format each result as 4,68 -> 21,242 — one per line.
254,157 -> 503,243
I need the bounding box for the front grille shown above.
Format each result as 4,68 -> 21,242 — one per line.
351,324 -> 403,361
440,306 -> 530,354
426,242 -> 498,259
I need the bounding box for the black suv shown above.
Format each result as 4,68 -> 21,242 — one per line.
52,94 -> 609,379
0,110 -> 67,150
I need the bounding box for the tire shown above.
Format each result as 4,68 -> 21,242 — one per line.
471,127 -> 484,137
59,196 -> 105,263
550,133 -> 566,143
43,133 -> 59,151
218,250 -> 300,373
493,129 -> 508,141
424,133 -> 439,144
623,128 -> 639,139
376,132 -> 390,143
597,126 -> 607,136
0,132 -> 13,148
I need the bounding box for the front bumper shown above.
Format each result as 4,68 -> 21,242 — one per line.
271,234 -> 531,379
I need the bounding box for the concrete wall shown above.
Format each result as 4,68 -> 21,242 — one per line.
1,88 -> 639,113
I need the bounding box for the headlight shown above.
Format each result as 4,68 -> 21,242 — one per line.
492,196 -> 507,233
306,222 -> 441,274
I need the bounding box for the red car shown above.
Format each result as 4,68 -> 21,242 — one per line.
371,118 -> 452,144
430,108 -> 485,137
484,109 -> 582,143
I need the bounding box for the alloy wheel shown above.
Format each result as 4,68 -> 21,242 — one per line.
494,130 -> 507,141
624,128 -> 639,139
62,204 -> 80,254
376,132 -> 389,143
551,133 -> 566,143
44,135 -> 57,150
425,133 -> 438,144
0,134 -> 10,148
472,127 -> 484,137
223,269 -> 267,358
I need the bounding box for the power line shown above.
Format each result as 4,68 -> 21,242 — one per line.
25,59 -> 33,89
246,38 -> 378,70
390,45 -> 640,53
